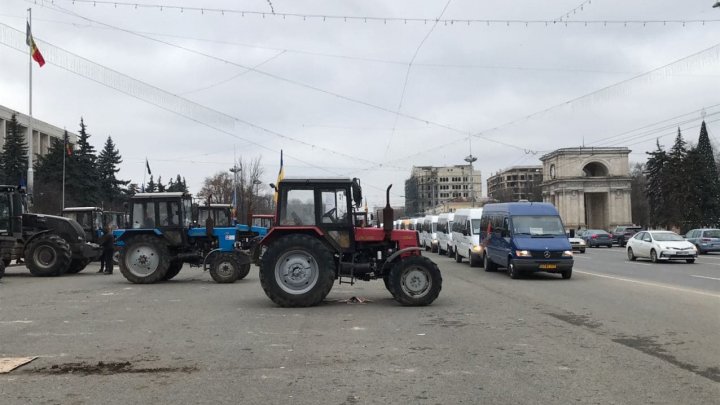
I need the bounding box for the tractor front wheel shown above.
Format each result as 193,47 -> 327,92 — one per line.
119,235 -> 170,284
209,253 -> 240,283
25,234 -> 72,277
260,234 -> 336,307
388,256 -> 442,306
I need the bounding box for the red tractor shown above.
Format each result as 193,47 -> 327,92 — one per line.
258,178 -> 442,307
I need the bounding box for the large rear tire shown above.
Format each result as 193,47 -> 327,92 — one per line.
119,235 -> 170,284
209,252 -> 240,283
259,234 -> 336,307
25,234 -> 72,277
388,255 -> 442,306
163,260 -> 183,281
66,258 -> 90,274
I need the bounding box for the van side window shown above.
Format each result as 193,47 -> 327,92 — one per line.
503,217 -> 510,237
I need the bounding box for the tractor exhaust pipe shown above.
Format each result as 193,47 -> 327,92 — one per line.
383,184 -> 393,241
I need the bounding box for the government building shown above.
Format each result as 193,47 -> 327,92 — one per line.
0,104 -> 77,156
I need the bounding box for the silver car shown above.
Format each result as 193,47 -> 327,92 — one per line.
626,231 -> 698,263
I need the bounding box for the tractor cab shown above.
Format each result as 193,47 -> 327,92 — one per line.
275,177 -> 361,252
62,207 -> 104,243
251,214 -> 274,229
0,185 -> 25,237
124,192 -> 192,246
103,211 -> 127,231
195,203 -> 233,227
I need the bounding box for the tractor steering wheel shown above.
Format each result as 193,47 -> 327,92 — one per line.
322,208 -> 337,223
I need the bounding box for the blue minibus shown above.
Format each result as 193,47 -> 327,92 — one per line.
480,202 -> 573,279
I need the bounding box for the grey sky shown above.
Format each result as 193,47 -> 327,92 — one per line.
1,0 -> 720,207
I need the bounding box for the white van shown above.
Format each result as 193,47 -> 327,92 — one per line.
437,213 -> 455,256
451,208 -> 484,266
420,215 -> 439,252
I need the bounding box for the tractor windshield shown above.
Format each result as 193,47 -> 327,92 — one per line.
132,202 -> 156,229
281,189 -> 315,226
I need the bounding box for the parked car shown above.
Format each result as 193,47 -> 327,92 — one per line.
568,235 -> 586,253
626,230 -> 697,263
610,225 -> 643,247
684,228 -> 720,254
579,229 -> 613,248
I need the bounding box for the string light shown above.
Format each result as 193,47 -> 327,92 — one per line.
47,0 -> 720,27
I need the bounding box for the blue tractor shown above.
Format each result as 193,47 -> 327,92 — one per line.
114,192 -> 251,284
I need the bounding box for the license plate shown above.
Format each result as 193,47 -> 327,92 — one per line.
539,264 -> 557,269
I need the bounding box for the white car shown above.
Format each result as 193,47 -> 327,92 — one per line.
568,236 -> 586,253
626,230 -> 697,263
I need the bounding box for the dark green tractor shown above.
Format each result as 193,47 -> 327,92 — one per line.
0,185 -> 101,276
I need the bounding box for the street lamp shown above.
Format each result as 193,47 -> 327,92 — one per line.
229,165 -> 241,222
464,154 -> 478,207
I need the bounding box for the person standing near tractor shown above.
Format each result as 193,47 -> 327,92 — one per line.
98,225 -> 115,274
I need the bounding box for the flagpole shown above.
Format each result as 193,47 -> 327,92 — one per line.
27,8 -> 34,200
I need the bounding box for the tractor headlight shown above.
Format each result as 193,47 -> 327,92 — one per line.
515,250 -> 531,257
563,250 -> 574,257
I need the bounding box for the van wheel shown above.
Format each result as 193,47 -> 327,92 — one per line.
454,249 -> 462,263
561,269 -> 572,279
507,259 -> 521,279
469,251 -> 480,268
484,253 -> 497,272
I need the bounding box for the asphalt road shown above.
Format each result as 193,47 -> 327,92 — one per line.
1,248 -> 718,404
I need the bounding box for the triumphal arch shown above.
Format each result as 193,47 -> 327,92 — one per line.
541,147 -> 632,231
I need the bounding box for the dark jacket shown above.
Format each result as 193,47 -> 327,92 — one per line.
99,233 -> 115,252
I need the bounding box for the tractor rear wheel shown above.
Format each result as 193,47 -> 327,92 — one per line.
210,252 -> 240,283
260,234 -> 335,307
66,258 -> 90,274
25,234 -> 72,277
388,256 -> 442,306
119,235 -> 170,284
163,259 -> 183,281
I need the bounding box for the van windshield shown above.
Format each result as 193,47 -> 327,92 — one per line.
512,215 -> 565,236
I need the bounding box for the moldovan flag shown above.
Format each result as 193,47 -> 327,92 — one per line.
274,150 -> 284,203
26,22 -> 45,67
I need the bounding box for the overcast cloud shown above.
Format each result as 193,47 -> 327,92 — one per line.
1,0 -> 720,207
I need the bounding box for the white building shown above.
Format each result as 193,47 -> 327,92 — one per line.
0,104 -> 78,156
405,164 -> 482,215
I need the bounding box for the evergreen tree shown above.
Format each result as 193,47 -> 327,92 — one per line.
97,136 -> 129,209
146,175 -> 157,193
157,176 -> 166,192
665,129 -> 689,228
692,121 -> 720,227
1,113 -> 29,186
74,118 -> 100,205
644,140 -> 669,228
166,178 -> 175,192
127,183 -> 140,196
181,176 -> 189,193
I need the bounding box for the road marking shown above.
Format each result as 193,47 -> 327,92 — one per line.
696,262 -> 720,267
690,275 -> 720,281
575,270 -> 720,299
631,262 -> 652,266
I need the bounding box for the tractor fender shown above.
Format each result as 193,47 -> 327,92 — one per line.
203,249 -> 251,271
22,229 -> 52,254
114,229 -> 163,243
383,247 -> 423,270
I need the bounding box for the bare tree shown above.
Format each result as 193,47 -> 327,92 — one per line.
236,156 -> 265,223
197,171 -> 233,204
